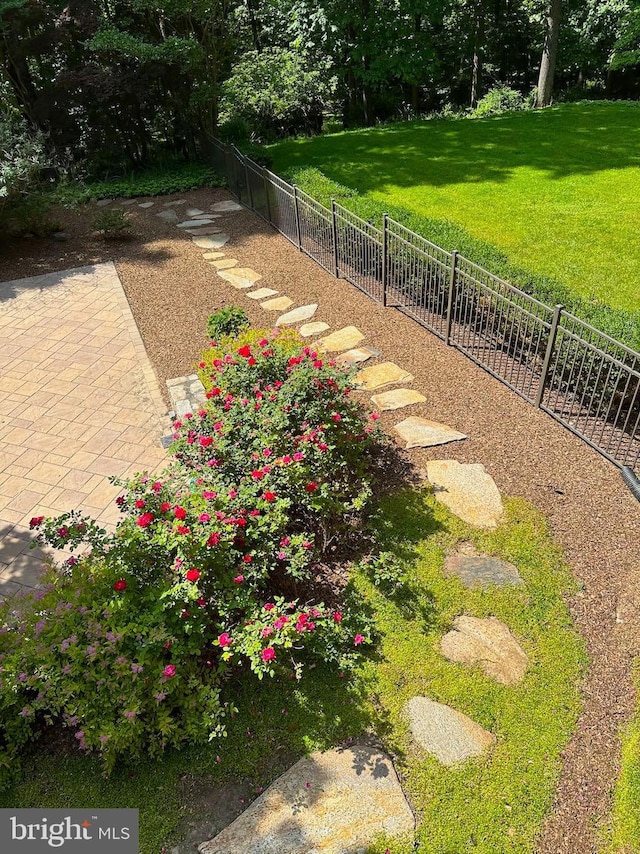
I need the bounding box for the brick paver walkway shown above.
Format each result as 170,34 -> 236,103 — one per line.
0,262 -> 168,596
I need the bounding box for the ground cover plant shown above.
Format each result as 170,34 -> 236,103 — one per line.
607,662 -> 640,852
267,101 -> 640,346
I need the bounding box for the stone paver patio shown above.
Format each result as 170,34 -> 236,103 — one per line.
0,262 -> 168,595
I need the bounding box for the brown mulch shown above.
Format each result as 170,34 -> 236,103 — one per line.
2,189 -> 640,853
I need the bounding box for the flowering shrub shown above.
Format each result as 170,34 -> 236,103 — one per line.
0,326 -> 382,777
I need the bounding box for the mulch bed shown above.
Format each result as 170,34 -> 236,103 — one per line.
2,188 -> 640,853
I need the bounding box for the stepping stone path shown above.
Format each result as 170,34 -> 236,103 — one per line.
177,219 -> 215,228
372,389 -> 427,411
163,200 -> 187,206
166,374 -> 207,420
404,697 -> 495,766
138,201 -> 154,209
299,321 -> 329,337
192,234 -> 230,250
202,251 -> 225,260
426,460 -> 504,528
336,347 -> 379,366
441,616 -> 528,685
218,268 -> 262,289
356,362 -> 414,391
394,416 -> 466,449
96,199 -> 111,207
211,259 -> 238,270
198,743 -> 414,854
275,304 -> 317,326
444,542 -> 523,589
261,296 -> 293,311
315,326 -> 364,352
157,209 -> 179,223
247,288 -> 278,300
211,200 -> 243,212
186,208 -> 205,217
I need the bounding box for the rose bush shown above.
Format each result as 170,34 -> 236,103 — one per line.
0,325 -> 382,779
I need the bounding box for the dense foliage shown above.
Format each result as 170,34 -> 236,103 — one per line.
0,326 -> 383,781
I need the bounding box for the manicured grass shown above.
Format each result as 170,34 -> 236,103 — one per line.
0,491 -> 585,853
268,102 -> 640,316
607,663 -> 640,853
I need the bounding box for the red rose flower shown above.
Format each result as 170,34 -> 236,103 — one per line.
113,579 -> 127,591
134,499 -> 146,509
261,647 -> 276,662
160,502 -> 171,513
263,491 -> 276,502
199,436 -> 213,447
186,568 -> 200,582
174,506 -> 187,520
233,574 -> 244,584
207,532 -> 221,547
305,482 -> 318,492
29,516 -> 45,529
218,632 -> 233,647
163,665 -> 176,678
237,345 -> 252,358
137,512 -> 154,528
332,611 -> 343,622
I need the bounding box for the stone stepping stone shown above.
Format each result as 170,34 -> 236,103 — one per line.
192,234 -> 230,250
315,326 -> 364,352
211,258 -> 238,270
394,416 -> 466,448
198,743 -> 414,854
299,321 -> 329,337
372,389 -> 427,411
261,296 -> 294,311
276,303 -> 318,326
218,268 -> 262,289
202,251 -> 226,260
138,201 -> 155,209
355,362 -> 414,391
426,460 -> 504,528
211,200 -> 243,212
247,288 -> 279,300
121,199 -> 137,206
157,209 -> 179,223
404,696 -> 495,766
444,543 -> 523,589
186,208 -> 205,217
336,347 -> 379,366
441,616 -> 528,685
163,199 -> 187,206
177,219 -> 215,228
96,199 -> 111,207
185,226 -> 222,236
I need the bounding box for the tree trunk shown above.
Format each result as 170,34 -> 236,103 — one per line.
535,0 -> 562,107
470,4 -> 484,109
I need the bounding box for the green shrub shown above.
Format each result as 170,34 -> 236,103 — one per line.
206,307 -> 250,339
472,85 -> 527,118
0,329 -> 382,779
92,209 -> 133,240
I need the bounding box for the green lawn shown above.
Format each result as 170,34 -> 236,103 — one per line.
268,102 -> 640,314
0,491 -> 585,854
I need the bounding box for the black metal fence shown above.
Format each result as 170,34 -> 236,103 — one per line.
211,138 -> 640,475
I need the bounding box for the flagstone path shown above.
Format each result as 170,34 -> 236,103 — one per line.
0,262 -> 169,595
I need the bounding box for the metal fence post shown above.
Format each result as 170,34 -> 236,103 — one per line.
263,168 -> 272,223
536,303 -> 564,408
244,159 -> 254,210
293,184 -> 302,251
382,213 -> 389,307
331,199 -> 339,278
445,250 -> 459,345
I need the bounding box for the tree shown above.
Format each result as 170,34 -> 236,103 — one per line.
536,0 -> 562,106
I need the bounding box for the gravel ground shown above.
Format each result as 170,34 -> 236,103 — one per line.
2,188 -> 640,853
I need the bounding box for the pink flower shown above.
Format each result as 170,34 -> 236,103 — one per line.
152,481 -> 162,491
262,626 -> 274,638
233,574 -> 244,584
354,634 -> 365,646
218,632 -> 233,648
163,664 -> 176,678
331,413 -> 342,422
264,603 -> 275,611
199,512 -> 211,523
243,554 -> 253,564
261,647 -> 276,662
370,412 -> 380,420
273,617 -> 289,630
199,436 -> 213,447
134,499 -> 146,509
332,611 -> 343,622
292,452 -> 305,462
203,491 -> 217,499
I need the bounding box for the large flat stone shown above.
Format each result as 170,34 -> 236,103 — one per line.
441,616 -> 528,685
261,296 -> 294,311
247,288 -> 278,300
185,226 -> 222,236
426,460 -> 504,528
394,416 -> 466,448
177,219 -> 216,228
355,362 -> 414,391
202,251 -> 226,260
372,389 -> 427,411
96,199 -> 111,207
138,201 -> 155,209
186,208 -> 205,217
276,304 -> 318,326
404,697 -> 495,766
218,268 -> 262,289
315,326 -> 364,352
163,200 -> 187,206
211,259 -> 238,270
211,200 -> 243,212
192,234 -> 230,249
299,321 -> 329,337
444,543 -> 523,589
198,743 -> 414,854
336,347 -> 379,366
121,199 -> 137,206
157,209 -> 179,223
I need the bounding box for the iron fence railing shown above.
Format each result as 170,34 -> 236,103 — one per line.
210,137 -> 640,475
